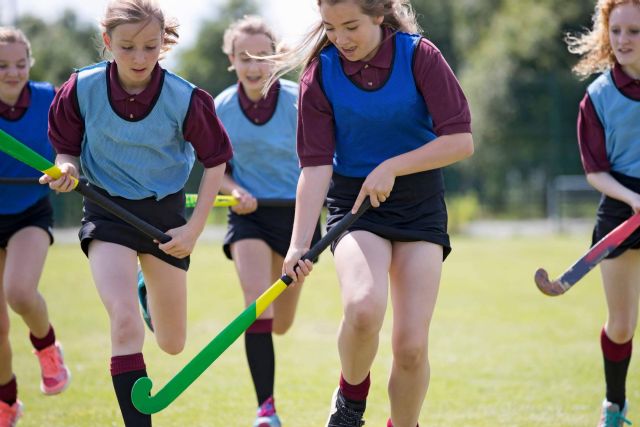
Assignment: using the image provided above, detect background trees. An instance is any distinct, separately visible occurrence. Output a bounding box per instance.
[10,0,600,223]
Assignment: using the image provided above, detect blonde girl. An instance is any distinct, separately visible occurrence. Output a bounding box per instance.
[43,1,232,425]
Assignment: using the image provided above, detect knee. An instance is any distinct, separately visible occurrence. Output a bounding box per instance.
[110,309,144,347]
[273,317,293,335]
[606,324,635,343]
[393,342,427,371]
[344,303,384,336]
[6,287,37,314]
[156,335,185,355]
[0,317,10,341]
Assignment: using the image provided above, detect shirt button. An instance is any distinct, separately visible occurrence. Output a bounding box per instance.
[10,107,14,112]
[364,64,369,69]
[254,118,259,123]
[367,82,373,86]
[129,114,134,119]
[129,98,135,102]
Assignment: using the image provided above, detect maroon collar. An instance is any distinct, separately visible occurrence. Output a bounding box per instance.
[612,62,640,88]
[108,61,163,104]
[341,27,394,76]
[237,80,280,110]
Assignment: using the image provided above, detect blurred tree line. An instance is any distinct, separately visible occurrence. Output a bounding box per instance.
[11,0,597,225]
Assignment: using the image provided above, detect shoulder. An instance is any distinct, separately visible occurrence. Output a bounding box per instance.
[163,68,197,90]
[278,79,299,98]
[300,58,321,89]
[587,71,612,96]
[28,80,55,94]
[76,61,108,78]
[213,84,238,110]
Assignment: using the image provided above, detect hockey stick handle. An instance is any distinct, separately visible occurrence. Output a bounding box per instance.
[0,129,170,243]
[0,177,41,184]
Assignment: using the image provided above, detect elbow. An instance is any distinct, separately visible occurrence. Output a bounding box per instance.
[459,135,474,160]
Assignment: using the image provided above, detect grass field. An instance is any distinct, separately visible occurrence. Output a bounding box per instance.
[7,232,639,426]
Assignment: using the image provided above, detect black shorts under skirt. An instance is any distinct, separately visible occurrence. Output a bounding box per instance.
[326,171,451,260]
[223,205,322,260]
[592,171,640,259]
[0,196,54,249]
[79,184,189,271]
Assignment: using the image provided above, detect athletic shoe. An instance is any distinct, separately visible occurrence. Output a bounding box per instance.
[387,419,419,427]
[33,342,70,395]
[137,266,153,332]
[598,399,632,427]
[253,396,281,427]
[0,400,22,427]
[326,387,365,427]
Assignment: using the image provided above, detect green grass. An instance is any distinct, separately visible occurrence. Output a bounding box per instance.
[8,234,639,426]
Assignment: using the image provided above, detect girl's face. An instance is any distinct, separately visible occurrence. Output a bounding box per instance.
[0,42,30,105]
[609,2,640,78]
[320,0,384,62]
[228,33,274,101]
[103,18,162,93]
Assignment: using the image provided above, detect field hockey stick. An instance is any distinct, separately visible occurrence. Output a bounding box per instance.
[131,198,371,414]
[0,129,171,243]
[535,212,640,296]
[0,177,41,184]
[185,193,294,208]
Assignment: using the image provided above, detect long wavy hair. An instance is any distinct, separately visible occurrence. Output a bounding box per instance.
[264,0,420,90]
[566,0,640,78]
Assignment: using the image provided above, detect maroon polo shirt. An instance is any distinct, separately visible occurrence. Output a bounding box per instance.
[48,61,232,168]
[578,62,640,174]
[237,80,280,125]
[0,84,31,120]
[297,27,472,167]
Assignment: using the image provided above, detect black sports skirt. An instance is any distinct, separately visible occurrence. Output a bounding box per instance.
[592,171,640,259]
[0,196,54,249]
[79,184,189,270]
[326,171,451,259]
[223,205,322,260]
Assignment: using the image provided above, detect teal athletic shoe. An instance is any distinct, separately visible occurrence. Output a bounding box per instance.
[253,396,281,427]
[599,399,632,427]
[137,266,154,332]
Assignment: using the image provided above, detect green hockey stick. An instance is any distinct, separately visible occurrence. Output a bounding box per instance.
[131,199,371,414]
[0,129,170,243]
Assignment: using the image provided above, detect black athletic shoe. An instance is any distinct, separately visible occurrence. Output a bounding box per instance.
[326,387,365,427]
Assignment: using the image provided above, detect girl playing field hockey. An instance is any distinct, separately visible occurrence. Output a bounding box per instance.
[42,1,232,425]
[0,27,70,427]
[215,15,321,427]
[566,0,640,425]
[276,1,473,426]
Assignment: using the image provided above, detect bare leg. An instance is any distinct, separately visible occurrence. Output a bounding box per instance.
[3,227,50,337]
[139,253,187,355]
[388,241,442,427]
[334,231,391,385]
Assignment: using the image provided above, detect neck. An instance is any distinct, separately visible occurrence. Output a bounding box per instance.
[0,93,19,106]
[245,86,263,102]
[119,76,151,95]
[361,26,384,62]
[622,64,640,80]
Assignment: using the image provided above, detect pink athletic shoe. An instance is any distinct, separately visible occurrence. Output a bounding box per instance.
[33,342,70,395]
[0,400,22,427]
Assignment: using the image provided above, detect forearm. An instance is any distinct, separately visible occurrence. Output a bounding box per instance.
[587,172,639,206]
[385,133,474,177]
[290,165,332,248]
[218,172,243,195]
[188,163,226,233]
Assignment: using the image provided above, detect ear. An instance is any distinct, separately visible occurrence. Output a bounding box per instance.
[102,32,112,51]
[227,54,236,72]
[373,15,384,26]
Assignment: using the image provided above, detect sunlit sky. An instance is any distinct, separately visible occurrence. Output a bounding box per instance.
[0,0,319,65]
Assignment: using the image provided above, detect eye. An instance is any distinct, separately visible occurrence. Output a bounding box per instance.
[346,26,358,31]
[145,46,157,51]
[324,26,335,32]
[121,46,133,50]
